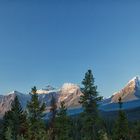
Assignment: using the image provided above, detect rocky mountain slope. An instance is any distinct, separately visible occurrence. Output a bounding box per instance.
[111,76,140,103]
[0,83,82,117]
[1,77,140,117]
[101,77,140,111]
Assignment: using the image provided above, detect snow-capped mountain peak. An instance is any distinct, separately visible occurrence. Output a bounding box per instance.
[128,76,139,83]
[128,76,139,85]
[36,85,58,94]
[61,83,80,94]
[111,76,140,103]
[124,76,140,92]
[0,83,83,117]
[43,85,56,91]
[6,90,23,96]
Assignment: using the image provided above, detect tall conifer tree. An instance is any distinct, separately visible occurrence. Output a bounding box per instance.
[112,97,129,140]
[79,70,102,140]
[27,86,46,140]
[48,95,57,140]
[3,96,28,140]
[55,101,72,140]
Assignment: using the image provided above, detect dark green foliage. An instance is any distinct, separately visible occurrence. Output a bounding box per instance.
[131,121,140,140]
[112,111,129,140]
[27,86,47,140]
[48,95,57,140]
[5,127,12,140]
[112,97,129,140]
[79,70,102,140]
[98,129,109,140]
[2,71,140,140]
[57,101,67,117]
[71,116,82,140]
[102,118,114,139]
[3,96,28,140]
[80,70,102,115]
[27,86,46,121]
[55,101,72,140]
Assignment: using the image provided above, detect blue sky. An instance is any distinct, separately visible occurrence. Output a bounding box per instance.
[0,0,140,97]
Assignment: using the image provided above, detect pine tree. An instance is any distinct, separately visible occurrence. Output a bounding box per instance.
[48,94,57,140]
[98,129,109,140]
[3,96,28,140]
[55,101,72,140]
[71,116,82,140]
[79,70,102,140]
[10,96,24,139]
[2,111,12,140]
[112,97,129,140]
[5,127,12,140]
[17,135,26,140]
[27,86,46,140]
[131,121,140,140]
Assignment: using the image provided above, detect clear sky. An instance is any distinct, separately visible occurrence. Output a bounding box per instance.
[0,0,140,97]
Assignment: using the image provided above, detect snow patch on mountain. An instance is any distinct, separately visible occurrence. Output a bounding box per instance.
[60,83,80,94]
[58,83,82,108]
[100,76,140,111]
[36,85,59,94]
[0,83,83,117]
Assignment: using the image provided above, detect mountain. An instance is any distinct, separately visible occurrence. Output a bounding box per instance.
[58,83,82,107]
[0,83,82,117]
[1,77,140,119]
[101,77,140,105]
[100,76,140,111]
[0,91,29,117]
[111,76,140,103]
[67,78,140,119]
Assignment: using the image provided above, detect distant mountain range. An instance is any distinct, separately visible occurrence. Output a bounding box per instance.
[1,77,140,119]
[0,83,82,117]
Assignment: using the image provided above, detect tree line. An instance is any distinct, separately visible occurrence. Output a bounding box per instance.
[0,70,140,140]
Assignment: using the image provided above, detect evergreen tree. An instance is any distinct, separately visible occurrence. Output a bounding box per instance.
[2,111,12,140]
[112,97,129,140]
[55,101,72,140]
[17,135,26,140]
[5,127,12,140]
[71,116,82,140]
[131,121,140,140]
[79,70,102,140]
[98,129,109,140]
[3,96,28,140]
[27,86,46,140]
[48,94,57,140]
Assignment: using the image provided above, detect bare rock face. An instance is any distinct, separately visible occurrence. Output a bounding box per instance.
[0,91,29,116]
[0,83,82,117]
[58,83,82,108]
[111,77,140,103]
[0,93,15,115]
[1,77,140,116]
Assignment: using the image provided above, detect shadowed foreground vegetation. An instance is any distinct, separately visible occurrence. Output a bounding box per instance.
[0,70,140,140]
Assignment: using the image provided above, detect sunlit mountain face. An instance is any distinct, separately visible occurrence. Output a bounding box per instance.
[100,77,140,112]
[111,77,140,103]
[1,77,140,118]
[101,76,140,105]
[0,83,82,117]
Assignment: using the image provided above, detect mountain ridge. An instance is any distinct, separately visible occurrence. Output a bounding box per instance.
[0,83,82,116]
[1,77,140,117]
